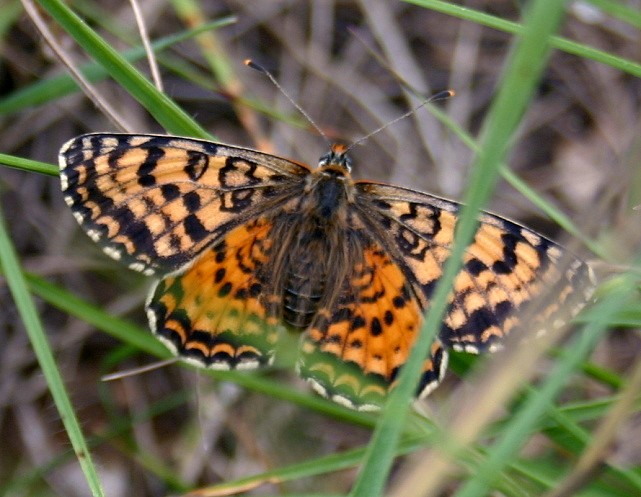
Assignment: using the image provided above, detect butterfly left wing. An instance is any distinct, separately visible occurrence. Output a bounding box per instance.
[59,133,309,275]
[356,183,596,354]
[146,216,283,369]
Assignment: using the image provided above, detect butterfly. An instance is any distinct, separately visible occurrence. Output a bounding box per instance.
[59,133,595,411]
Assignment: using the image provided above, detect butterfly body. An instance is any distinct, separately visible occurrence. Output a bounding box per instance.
[59,133,594,411]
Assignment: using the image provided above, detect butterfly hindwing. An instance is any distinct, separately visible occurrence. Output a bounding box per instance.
[146,217,282,369]
[297,240,448,411]
[59,133,309,275]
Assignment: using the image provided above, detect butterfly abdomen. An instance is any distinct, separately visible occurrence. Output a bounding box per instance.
[271,197,355,331]
[275,165,355,327]
[283,269,325,328]
[279,226,330,329]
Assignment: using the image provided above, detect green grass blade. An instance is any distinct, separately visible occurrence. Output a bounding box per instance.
[36,0,210,137]
[0,17,235,116]
[406,0,641,78]
[0,204,105,497]
[0,153,58,176]
[349,1,569,495]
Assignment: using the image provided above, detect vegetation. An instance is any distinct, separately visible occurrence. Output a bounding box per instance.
[1,1,640,496]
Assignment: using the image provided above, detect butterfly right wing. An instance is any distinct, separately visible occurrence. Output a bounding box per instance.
[357,183,595,354]
[59,133,309,275]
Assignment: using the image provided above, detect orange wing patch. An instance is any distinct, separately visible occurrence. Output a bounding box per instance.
[146,217,282,369]
[298,243,448,411]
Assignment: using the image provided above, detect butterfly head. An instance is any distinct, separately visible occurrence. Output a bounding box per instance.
[318,143,353,173]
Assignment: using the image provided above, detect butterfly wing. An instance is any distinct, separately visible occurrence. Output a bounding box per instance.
[145,216,283,369]
[297,239,448,411]
[59,133,310,275]
[356,183,596,353]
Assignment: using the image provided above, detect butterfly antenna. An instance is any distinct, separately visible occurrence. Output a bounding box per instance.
[344,28,456,152]
[244,59,331,146]
[345,89,455,153]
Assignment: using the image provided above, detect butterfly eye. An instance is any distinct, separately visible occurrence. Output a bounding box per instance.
[318,152,331,167]
[342,154,353,172]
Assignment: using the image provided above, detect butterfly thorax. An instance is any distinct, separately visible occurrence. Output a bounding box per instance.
[301,144,355,221]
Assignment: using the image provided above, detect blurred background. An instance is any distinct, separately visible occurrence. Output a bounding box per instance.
[1,1,640,496]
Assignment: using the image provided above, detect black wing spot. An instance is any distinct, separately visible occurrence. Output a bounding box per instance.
[214,267,226,283]
[384,310,394,326]
[185,151,209,181]
[184,214,208,242]
[183,191,201,212]
[370,317,383,337]
[218,282,232,298]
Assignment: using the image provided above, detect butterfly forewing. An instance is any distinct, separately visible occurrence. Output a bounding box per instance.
[59,133,309,275]
[356,182,595,353]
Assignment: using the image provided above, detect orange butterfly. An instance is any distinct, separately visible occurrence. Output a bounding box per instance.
[59,134,594,411]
